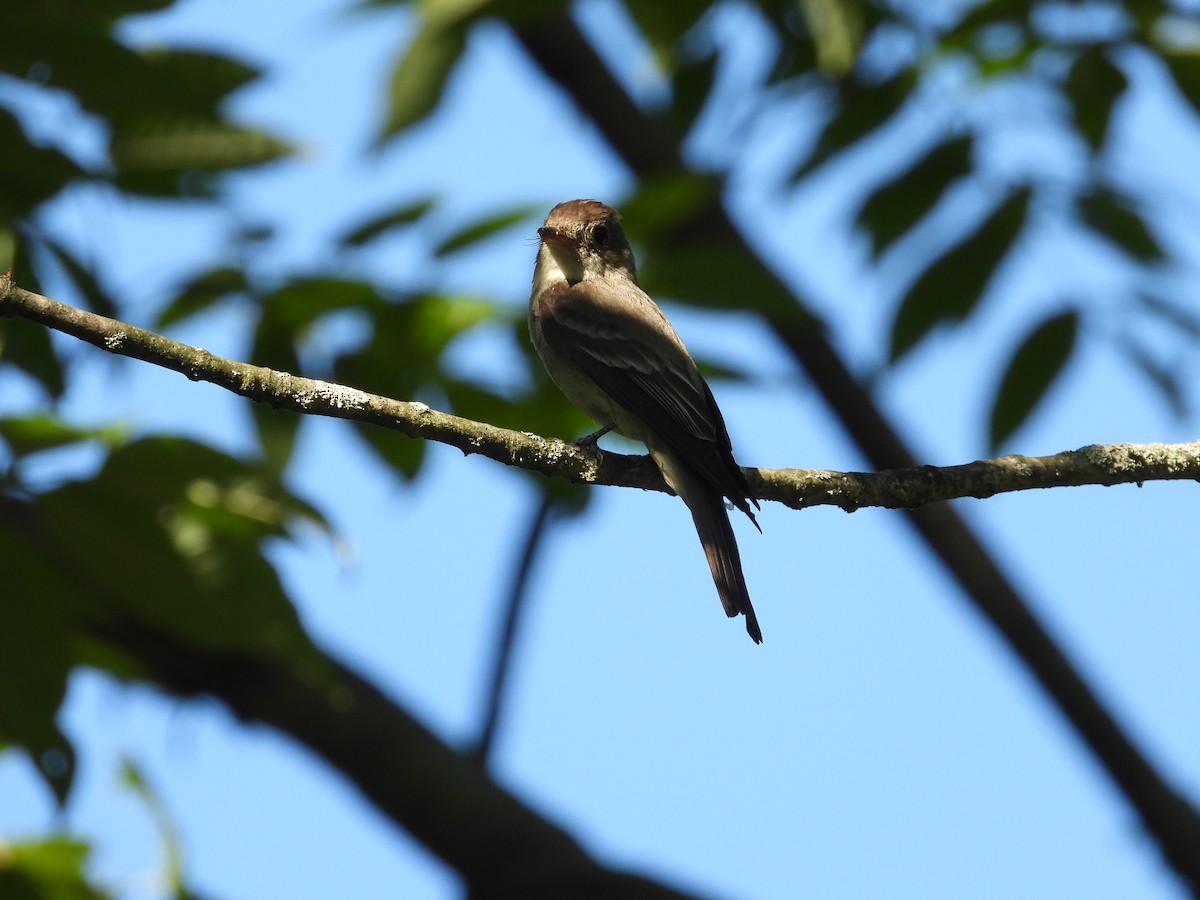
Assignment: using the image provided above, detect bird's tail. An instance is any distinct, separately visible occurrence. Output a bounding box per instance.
[685,481,763,644]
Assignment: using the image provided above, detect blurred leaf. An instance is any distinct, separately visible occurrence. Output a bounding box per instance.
[352,420,427,480]
[800,0,866,75]
[953,0,1034,35]
[37,438,322,661]
[333,294,495,397]
[434,206,540,257]
[890,186,1031,361]
[157,266,251,328]
[1117,336,1188,419]
[39,238,120,320]
[0,501,80,805]
[0,109,86,222]
[378,17,468,142]
[0,318,65,398]
[793,74,909,181]
[988,309,1078,450]
[120,758,186,897]
[1064,47,1127,151]
[669,47,720,137]
[855,135,974,257]
[261,278,381,331]
[0,837,109,900]
[625,1,711,60]
[1077,187,1164,261]
[337,197,437,247]
[1137,292,1200,340]
[111,122,292,197]
[1162,50,1200,117]
[0,416,125,461]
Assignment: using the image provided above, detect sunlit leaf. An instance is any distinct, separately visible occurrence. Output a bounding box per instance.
[379,19,467,142]
[890,186,1031,361]
[0,416,125,460]
[988,309,1078,450]
[261,278,382,331]
[1064,47,1127,151]
[1077,187,1164,261]
[800,0,866,75]
[855,135,973,257]
[0,837,109,900]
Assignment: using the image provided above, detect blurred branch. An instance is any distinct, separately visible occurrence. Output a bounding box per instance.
[507,13,1200,893]
[92,614,701,900]
[3,275,1197,504]
[3,275,1196,507]
[473,492,558,764]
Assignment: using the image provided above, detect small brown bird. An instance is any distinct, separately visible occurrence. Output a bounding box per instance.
[528,199,763,643]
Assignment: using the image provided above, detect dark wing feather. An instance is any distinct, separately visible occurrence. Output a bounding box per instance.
[538,281,759,521]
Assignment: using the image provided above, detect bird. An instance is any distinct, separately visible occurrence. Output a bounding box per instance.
[528,199,763,643]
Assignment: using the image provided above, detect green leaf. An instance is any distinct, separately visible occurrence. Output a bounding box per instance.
[625,1,711,59]
[433,205,540,257]
[120,758,186,896]
[39,238,120,320]
[261,278,381,331]
[1077,187,1164,261]
[1117,336,1188,419]
[1064,47,1127,151]
[37,438,322,660]
[799,0,867,75]
[988,309,1078,450]
[0,500,81,805]
[793,74,909,181]
[0,416,125,461]
[0,318,65,398]
[378,18,468,142]
[668,47,720,137]
[352,420,427,480]
[890,186,1031,361]
[855,135,974,257]
[157,266,251,328]
[111,122,293,197]
[1137,292,1200,340]
[0,837,110,900]
[1162,50,1200,117]
[0,109,86,222]
[337,197,437,248]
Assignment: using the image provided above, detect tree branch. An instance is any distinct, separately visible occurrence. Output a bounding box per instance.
[3,274,1195,510]
[91,614,702,900]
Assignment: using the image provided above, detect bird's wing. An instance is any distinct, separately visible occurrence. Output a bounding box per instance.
[536,280,758,518]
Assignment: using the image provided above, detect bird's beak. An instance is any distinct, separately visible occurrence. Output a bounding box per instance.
[537,226,577,248]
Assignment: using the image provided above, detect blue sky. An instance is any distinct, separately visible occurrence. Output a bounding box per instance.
[2,1,1199,898]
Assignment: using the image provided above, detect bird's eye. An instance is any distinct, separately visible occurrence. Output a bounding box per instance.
[591,225,609,246]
